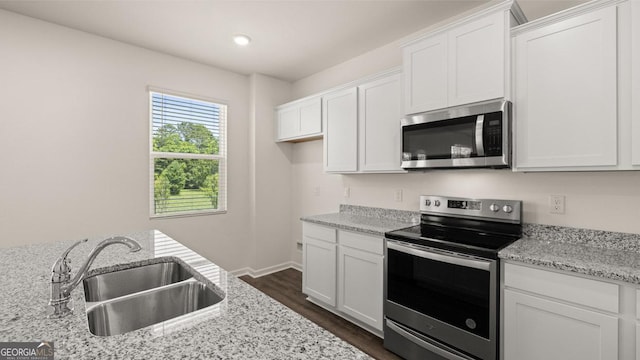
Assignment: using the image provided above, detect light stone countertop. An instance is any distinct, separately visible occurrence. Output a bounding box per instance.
[500,224,640,285]
[301,204,640,288]
[300,204,419,236]
[0,230,371,359]
[301,205,640,286]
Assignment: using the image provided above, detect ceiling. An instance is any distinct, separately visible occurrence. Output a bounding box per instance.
[0,0,587,82]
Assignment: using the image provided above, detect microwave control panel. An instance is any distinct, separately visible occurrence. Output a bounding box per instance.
[483,112,503,156]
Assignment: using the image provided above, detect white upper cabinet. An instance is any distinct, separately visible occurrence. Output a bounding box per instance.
[299,99,322,136]
[403,33,448,113]
[448,11,506,107]
[323,87,359,173]
[275,97,322,142]
[323,69,405,174]
[403,2,524,115]
[358,73,403,172]
[512,1,635,171]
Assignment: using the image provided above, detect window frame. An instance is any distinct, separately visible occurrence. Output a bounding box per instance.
[148,87,227,218]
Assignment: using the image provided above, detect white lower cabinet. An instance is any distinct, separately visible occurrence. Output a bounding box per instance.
[338,238,383,331]
[503,289,618,360]
[503,262,621,360]
[302,222,384,335]
[302,223,336,306]
[636,289,640,360]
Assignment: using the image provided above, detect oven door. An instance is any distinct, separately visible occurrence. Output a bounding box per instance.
[384,239,497,360]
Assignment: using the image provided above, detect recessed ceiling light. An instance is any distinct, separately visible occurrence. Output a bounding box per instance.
[233,34,251,46]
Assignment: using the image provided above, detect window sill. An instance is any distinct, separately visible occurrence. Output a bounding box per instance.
[150,209,227,219]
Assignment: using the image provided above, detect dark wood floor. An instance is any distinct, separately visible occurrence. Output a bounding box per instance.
[240,268,401,360]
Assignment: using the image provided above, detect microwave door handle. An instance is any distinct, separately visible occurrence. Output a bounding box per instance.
[386,240,491,271]
[475,114,485,156]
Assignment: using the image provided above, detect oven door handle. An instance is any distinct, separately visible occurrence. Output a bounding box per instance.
[386,319,476,360]
[386,240,491,271]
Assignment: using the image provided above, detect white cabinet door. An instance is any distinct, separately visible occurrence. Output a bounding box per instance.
[403,33,448,114]
[632,0,640,166]
[403,9,510,114]
[637,323,640,360]
[337,245,383,331]
[302,237,336,306]
[503,289,618,360]
[448,11,505,107]
[275,97,322,142]
[323,87,358,172]
[514,6,618,170]
[358,73,403,172]
[277,106,299,140]
[299,98,322,136]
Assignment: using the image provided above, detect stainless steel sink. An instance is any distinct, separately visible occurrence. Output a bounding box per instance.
[86,280,223,336]
[83,260,193,302]
[82,259,225,336]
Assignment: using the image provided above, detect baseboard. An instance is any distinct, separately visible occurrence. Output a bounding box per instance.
[230,261,302,278]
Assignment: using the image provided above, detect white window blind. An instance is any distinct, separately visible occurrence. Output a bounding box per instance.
[149,89,227,217]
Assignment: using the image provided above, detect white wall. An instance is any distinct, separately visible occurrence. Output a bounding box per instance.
[292,40,402,99]
[0,10,252,271]
[247,74,295,274]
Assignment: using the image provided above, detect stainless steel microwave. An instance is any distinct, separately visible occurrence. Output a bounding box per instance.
[401,99,511,170]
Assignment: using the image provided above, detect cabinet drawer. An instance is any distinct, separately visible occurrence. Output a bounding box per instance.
[338,230,383,255]
[303,222,336,243]
[504,263,619,313]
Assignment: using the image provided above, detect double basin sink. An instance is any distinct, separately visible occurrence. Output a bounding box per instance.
[82,259,224,336]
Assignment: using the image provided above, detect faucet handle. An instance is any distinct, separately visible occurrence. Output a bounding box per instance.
[51,238,87,282]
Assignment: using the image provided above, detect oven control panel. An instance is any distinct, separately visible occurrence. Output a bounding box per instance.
[420,195,522,223]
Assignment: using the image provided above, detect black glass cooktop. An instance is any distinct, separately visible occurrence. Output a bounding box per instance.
[385,215,521,259]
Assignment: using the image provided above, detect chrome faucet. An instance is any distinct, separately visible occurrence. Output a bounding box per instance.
[49,236,142,317]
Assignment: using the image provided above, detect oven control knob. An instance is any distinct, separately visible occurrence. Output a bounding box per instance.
[503,205,513,213]
[466,318,477,330]
[425,200,431,206]
[489,203,499,212]
[434,200,441,207]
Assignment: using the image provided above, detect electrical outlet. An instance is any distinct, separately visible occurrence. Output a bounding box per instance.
[344,186,350,198]
[394,189,403,202]
[549,195,565,214]
[313,187,320,196]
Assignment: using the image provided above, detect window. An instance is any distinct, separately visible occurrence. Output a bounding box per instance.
[149,89,226,217]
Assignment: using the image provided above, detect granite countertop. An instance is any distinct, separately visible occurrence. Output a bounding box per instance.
[300,204,419,236]
[500,224,640,285]
[301,203,640,287]
[0,230,370,359]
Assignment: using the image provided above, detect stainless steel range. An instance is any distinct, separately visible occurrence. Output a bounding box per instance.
[384,195,522,360]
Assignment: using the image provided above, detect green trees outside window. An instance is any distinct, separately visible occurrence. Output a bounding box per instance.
[150,91,225,215]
